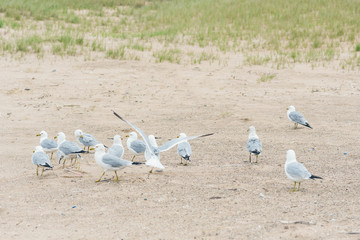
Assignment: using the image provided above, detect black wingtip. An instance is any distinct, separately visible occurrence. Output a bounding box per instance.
[75,150,88,154]
[304,123,312,129]
[42,163,53,168]
[182,155,191,161]
[132,162,144,165]
[310,175,322,180]
[251,150,261,155]
[200,133,215,138]
[112,110,125,121]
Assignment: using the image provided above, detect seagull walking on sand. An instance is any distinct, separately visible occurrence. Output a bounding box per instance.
[94,144,143,182]
[285,150,322,191]
[126,132,146,162]
[112,110,214,175]
[56,132,87,168]
[36,130,58,160]
[287,106,312,129]
[74,129,101,151]
[246,126,262,163]
[32,146,53,176]
[177,133,192,165]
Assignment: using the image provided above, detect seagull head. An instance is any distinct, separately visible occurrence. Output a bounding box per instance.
[56,132,66,143]
[37,130,48,138]
[177,133,187,139]
[74,129,84,138]
[248,126,258,139]
[148,135,158,147]
[127,132,137,139]
[113,135,123,144]
[287,106,295,112]
[94,143,106,152]
[34,145,44,153]
[286,150,297,164]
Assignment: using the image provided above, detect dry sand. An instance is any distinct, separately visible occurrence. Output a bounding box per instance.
[1,56,360,239]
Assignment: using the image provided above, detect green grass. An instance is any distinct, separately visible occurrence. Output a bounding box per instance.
[257,73,277,83]
[0,0,359,69]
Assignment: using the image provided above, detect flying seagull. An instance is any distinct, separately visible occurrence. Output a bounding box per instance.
[111,110,214,175]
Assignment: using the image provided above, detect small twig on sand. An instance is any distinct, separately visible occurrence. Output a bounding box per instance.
[64,169,82,176]
[279,220,316,225]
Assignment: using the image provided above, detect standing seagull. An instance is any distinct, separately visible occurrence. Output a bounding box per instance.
[287,106,312,129]
[112,110,214,175]
[74,129,100,151]
[94,144,143,182]
[108,135,124,158]
[246,126,262,163]
[177,133,192,165]
[126,132,146,162]
[285,150,322,191]
[36,131,58,159]
[55,132,87,168]
[32,146,53,176]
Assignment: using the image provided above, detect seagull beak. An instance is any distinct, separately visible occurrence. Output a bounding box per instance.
[33,150,35,153]
[286,107,289,110]
[54,136,57,139]
[107,138,114,140]
[121,138,123,140]
[177,136,179,138]
[36,134,40,136]
[125,135,129,138]
[89,147,95,150]
[80,135,84,138]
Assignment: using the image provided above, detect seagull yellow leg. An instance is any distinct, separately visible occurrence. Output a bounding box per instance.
[96,172,106,182]
[50,152,53,160]
[249,152,252,162]
[147,167,154,178]
[62,159,67,169]
[131,155,135,162]
[41,167,45,176]
[114,171,119,182]
[297,182,301,191]
[291,181,297,191]
[256,155,259,163]
[36,165,39,176]
[184,161,188,166]
[180,158,183,164]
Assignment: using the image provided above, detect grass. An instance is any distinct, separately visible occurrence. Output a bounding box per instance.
[257,73,277,83]
[0,0,359,69]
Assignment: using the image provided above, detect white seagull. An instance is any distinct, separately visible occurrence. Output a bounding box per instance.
[126,132,146,162]
[36,130,58,159]
[285,150,322,191]
[287,106,312,129]
[55,132,87,168]
[108,135,125,158]
[74,129,101,151]
[177,133,192,165]
[94,144,143,182]
[32,146,53,176]
[112,110,214,175]
[246,126,262,163]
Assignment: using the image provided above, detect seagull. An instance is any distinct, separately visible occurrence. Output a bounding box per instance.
[32,146,53,176]
[112,110,214,175]
[285,150,322,191]
[287,106,312,129]
[246,126,262,163]
[177,133,192,165]
[94,144,143,182]
[126,132,146,162]
[36,130,58,159]
[55,132,87,168]
[74,129,101,151]
[108,135,124,158]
